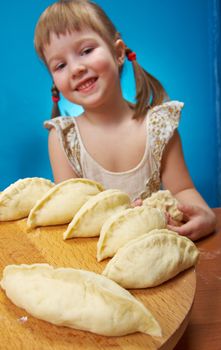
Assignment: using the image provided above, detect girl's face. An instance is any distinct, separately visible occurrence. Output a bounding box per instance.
[44,28,125,110]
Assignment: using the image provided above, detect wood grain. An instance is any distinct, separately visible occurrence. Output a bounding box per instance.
[0,219,196,350]
[174,208,221,350]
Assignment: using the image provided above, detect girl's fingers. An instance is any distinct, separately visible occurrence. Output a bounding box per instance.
[167,216,182,226]
[177,203,201,217]
[167,221,195,237]
[132,198,143,207]
[167,223,201,241]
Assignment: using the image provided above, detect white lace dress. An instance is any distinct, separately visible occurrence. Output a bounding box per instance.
[44,101,184,201]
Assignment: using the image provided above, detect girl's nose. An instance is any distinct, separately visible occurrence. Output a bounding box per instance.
[70,62,87,78]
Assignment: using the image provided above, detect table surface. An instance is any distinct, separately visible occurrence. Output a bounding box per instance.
[0,216,196,350]
[174,208,221,350]
[0,209,220,350]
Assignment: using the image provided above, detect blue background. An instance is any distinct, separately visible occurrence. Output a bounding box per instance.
[0,0,220,207]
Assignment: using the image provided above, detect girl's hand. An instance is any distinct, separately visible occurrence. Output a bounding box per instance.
[132,198,143,207]
[167,204,216,241]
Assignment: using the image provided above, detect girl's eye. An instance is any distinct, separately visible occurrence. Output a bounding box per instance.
[55,63,66,71]
[81,47,94,56]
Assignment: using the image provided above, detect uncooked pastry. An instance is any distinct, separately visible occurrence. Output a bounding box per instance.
[27,178,104,228]
[0,178,54,221]
[143,190,183,221]
[0,263,161,337]
[63,189,131,239]
[97,206,166,261]
[102,229,199,288]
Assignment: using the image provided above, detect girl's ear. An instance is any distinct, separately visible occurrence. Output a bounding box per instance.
[115,39,126,66]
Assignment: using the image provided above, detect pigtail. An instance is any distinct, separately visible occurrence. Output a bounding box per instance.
[51,83,61,119]
[125,48,168,119]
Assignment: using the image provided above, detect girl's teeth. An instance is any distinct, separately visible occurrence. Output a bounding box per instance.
[78,78,96,91]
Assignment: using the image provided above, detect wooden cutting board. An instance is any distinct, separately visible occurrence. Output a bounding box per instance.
[0,219,196,350]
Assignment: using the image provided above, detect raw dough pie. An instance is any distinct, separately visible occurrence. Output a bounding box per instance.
[143,190,183,221]
[27,178,104,228]
[0,263,161,337]
[102,229,199,288]
[63,189,131,239]
[0,177,54,221]
[97,206,166,261]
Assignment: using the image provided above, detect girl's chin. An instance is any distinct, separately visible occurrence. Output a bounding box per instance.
[73,96,106,110]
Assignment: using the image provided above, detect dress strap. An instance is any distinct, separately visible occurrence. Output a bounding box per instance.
[44,117,83,177]
[138,101,184,200]
[148,101,184,165]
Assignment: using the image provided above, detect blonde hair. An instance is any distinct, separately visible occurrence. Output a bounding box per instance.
[34,0,167,119]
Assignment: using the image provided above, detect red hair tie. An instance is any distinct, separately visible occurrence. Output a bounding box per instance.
[52,95,60,103]
[127,51,136,61]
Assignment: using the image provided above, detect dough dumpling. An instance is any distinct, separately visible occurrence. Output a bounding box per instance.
[143,190,183,221]
[63,189,131,239]
[27,178,104,228]
[97,206,166,261]
[0,264,161,337]
[103,229,199,288]
[0,178,54,221]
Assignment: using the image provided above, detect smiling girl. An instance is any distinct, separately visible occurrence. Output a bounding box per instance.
[34,0,216,240]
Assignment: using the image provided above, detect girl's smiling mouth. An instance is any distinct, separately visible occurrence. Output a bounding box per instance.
[76,77,98,92]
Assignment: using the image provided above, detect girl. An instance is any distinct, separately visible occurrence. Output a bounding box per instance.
[34,0,216,240]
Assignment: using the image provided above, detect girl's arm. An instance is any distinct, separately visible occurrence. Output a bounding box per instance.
[161,130,216,241]
[48,128,78,183]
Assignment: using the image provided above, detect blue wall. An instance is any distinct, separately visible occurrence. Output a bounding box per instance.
[0,0,220,207]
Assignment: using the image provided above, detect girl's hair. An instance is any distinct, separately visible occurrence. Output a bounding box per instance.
[34,0,167,119]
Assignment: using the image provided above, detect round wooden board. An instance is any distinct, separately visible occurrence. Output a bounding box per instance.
[0,219,196,350]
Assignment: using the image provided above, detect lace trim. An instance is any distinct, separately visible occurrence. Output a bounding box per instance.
[149,101,183,163]
[139,101,184,200]
[44,117,83,177]
[140,170,161,200]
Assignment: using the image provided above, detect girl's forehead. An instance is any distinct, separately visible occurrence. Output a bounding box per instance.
[43,27,111,61]
[47,27,104,45]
